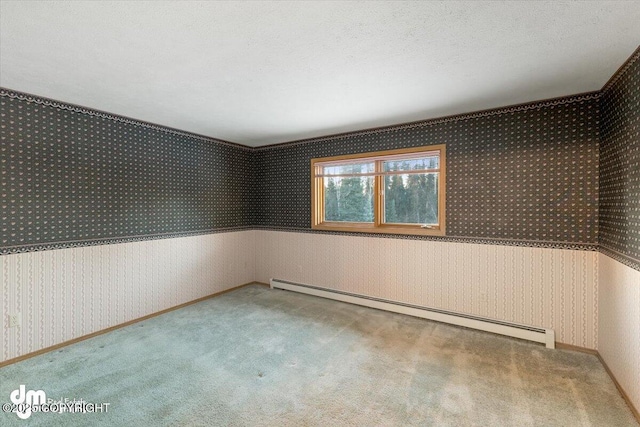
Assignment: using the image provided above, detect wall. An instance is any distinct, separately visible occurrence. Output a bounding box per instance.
[255,230,598,348]
[253,93,601,349]
[598,253,640,415]
[1,47,639,374]
[599,48,640,269]
[254,94,600,245]
[1,230,255,363]
[598,47,640,413]
[0,88,256,363]
[0,89,254,254]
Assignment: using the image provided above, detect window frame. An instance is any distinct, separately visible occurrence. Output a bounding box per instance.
[311,144,446,236]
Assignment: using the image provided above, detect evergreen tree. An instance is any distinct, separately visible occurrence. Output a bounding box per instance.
[396,162,410,222]
[385,162,408,223]
[387,198,398,223]
[417,169,428,223]
[324,159,438,225]
[339,176,366,222]
[407,171,422,223]
[325,178,339,221]
[424,173,438,224]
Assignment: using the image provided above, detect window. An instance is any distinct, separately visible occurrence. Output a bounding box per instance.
[312,145,445,236]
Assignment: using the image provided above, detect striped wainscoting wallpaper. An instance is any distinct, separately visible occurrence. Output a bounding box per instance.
[255,230,599,349]
[598,253,640,413]
[0,230,256,363]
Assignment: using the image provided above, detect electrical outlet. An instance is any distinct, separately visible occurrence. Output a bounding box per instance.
[8,313,21,328]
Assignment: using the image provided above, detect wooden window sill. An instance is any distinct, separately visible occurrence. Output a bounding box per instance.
[312,223,445,236]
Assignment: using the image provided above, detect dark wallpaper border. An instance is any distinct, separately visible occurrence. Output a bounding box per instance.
[0,227,253,256]
[600,247,640,272]
[252,226,598,252]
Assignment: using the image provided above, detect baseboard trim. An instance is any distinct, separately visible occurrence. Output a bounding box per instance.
[0,281,266,368]
[555,342,598,355]
[555,343,639,424]
[597,353,640,424]
[473,338,640,420]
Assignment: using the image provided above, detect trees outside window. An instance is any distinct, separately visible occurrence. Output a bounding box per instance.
[312,145,445,236]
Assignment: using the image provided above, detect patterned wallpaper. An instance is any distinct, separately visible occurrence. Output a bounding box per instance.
[598,253,640,414]
[1,230,256,363]
[254,94,600,248]
[599,47,640,269]
[255,230,599,349]
[3,47,639,263]
[0,89,254,255]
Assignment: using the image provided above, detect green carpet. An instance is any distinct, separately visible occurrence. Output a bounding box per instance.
[0,284,636,426]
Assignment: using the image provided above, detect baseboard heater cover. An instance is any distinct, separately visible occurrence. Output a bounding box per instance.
[270,279,555,349]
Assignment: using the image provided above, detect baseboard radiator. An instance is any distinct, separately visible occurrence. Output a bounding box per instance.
[270,279,555,349]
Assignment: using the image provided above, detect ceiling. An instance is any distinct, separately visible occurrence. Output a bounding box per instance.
[1,1,639,147]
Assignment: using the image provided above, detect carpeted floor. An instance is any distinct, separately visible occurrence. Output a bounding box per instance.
[0,284,637,426]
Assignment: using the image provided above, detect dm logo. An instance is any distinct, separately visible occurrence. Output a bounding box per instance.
[10,385,46,420]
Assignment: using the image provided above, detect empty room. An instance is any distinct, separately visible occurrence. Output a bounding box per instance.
[1,1,639,425]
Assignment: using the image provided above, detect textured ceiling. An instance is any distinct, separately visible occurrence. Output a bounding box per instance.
[1,1,639,147]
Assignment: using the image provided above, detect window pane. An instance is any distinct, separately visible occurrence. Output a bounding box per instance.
[384,173,438,224]
[322,162,375,176]
[383,156,439,172]
[324,176,374,222]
